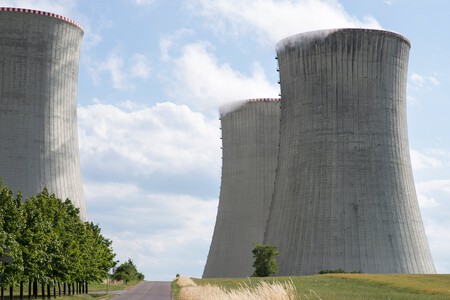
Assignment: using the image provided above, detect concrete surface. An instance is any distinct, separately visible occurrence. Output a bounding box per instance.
[203,99,281,278]
[264,29,436,275]
[0,9,87,220]
[113,281,171,300]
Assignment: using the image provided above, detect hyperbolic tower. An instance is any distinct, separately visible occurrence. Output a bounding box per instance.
[264,29,436,274]
[203,99,280,278]
[0,8,87,220]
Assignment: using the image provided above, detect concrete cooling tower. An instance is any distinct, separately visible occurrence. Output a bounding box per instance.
[264,29,436,275]
[0,8,87,220]
[203,99,280,278]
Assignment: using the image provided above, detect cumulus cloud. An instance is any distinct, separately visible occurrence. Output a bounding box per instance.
[410,72,440,91]
[89,51,152,90]
[187,0,382,43]
[0,0,76,16]
[417,194,440,209]
[166,41,278,111]
[84,181,218,280]
[416,179,450,195]
[130,54,152,79]
[410,149,443,171]
[78,101,221,177]
[159,28,194,61]
[424,221,450,273]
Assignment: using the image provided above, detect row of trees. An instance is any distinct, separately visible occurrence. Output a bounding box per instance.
[0,181,116,299]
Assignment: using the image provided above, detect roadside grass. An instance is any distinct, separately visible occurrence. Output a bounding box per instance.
[172,274,450,300]
[1,280,139,299]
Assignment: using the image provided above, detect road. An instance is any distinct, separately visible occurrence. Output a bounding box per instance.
[113,281,171,300]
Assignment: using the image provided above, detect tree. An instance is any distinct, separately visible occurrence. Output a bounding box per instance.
[252,243,279,277]
[0,182,24,298]
[111,259,144,283]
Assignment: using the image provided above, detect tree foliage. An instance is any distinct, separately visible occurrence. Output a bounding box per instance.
[0,181,117,295]
[252,243,279,277]
[111,259,144,283]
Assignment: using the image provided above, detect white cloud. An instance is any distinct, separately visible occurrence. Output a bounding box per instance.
[187,0,382,43]
[78,101,221,177]
[133,0,157,6]
[167,41,278,111]
[423,221,450,273]
[130,54,151,79]
[159,28,194,61]
[416,179,450,195]
[90,51,152,90]
[0,0,76,16]
[84,181,218,280]
[410,72,440,91]
[417,194,440,208]
[410,149,443,171]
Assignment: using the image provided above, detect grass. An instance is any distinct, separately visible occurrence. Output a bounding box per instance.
[175,275,298,300]
[173,274,450,300]
[0,280,140,299]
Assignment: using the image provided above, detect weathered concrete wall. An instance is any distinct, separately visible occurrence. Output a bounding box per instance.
[203,99,280,278]
[0,8,87,220]
[264,29,436,275]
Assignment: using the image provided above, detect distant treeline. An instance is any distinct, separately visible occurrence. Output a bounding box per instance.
[0,181,116,299]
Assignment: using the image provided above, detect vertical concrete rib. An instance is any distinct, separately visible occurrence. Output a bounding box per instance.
[0,8,87,220]
[203,99,281,278]
[264,29,435,275]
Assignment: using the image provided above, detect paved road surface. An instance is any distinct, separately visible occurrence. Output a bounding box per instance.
[113,281,171,300]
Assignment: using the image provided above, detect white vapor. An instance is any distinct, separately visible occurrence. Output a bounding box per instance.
[187,0,382,43]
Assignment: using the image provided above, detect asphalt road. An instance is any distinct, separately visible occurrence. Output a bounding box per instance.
[113,281,171,300]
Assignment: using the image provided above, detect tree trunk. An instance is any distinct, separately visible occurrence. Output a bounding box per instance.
[33,281,37,299]
[28,281,31,299]
[71,283,75,295]
[46,284,50,299]
[85,282,88,294]
[40,283,44,299]
[53,285,55,298]
[57,282,60,296]
[20,281,24,299]
[9,286,13,300]
[67,283,70,296]
[1,286,4,300]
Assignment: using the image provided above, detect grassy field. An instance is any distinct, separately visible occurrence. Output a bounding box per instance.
[177,274,450,299]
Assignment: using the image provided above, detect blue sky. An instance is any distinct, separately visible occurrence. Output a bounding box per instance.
[1,0,449,280]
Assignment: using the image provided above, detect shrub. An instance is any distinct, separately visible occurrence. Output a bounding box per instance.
[111,259,144,283]
[252,244,279,277]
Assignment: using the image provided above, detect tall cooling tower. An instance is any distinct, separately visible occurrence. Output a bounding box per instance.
[0,8,87,220]
[203,99,280,278]
[264,29,436,274]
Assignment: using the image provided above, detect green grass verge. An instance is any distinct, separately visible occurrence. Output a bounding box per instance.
[171,279,182,300]
[1,280,141,299]
[186,274,450,299]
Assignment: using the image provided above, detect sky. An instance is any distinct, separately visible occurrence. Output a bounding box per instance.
[1,0,449,280]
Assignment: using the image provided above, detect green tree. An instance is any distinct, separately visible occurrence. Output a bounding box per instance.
[0,181,24,297]
[111,259,144,283]
[252,243,279,277]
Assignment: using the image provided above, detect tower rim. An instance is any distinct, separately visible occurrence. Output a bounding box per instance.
[276,28,410,51]
[0,7,83,31]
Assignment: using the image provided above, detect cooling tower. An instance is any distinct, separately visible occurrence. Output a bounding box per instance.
[0,8,87,220]
[203,99,280,278]
[264,29,436,275]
